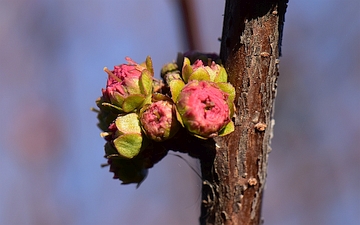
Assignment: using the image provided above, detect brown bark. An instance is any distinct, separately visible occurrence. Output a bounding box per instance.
[199,1,288,224]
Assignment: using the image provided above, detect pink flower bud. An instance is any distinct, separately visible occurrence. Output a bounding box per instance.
[103,57,143,97]
[102,57,154,112]
[176,80,231,138]
[140,99,179,142]
[182,57,227,83]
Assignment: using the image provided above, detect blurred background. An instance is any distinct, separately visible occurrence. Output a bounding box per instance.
[0,0,359,224]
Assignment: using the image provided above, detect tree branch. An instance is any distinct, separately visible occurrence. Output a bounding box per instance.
[199,1,288,224]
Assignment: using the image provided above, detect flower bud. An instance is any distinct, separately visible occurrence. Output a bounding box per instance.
[102,57,153,113]
[182,57,227,83]
[140,95,180,142]
[101,113,147,159]
[176,80,235,138]
[160,62,179,82]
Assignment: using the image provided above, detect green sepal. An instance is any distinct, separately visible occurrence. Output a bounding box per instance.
[182,58,192,83]
[139,70,153,96]
[101,102,123,112]
[115,113,142,134]
[169,79,185,102]
[216,82,235,117]
[229,101,235,118]
[152,93,172,102]
[218,121,235,136]
[122,94,145,112]
[192,133,209,140]
[175,107,184,127]
[111,92,125,107]
[113,133,143,159]
[142,92,152,106]
[216,82,236,103]
[183,57,191,67]
[145,56,154,76]
[188,68,210,82]
[160,62,178,77]
[138,103,149,119]
[214,67,228,83]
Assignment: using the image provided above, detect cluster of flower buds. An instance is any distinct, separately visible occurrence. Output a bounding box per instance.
[94,52,235,186]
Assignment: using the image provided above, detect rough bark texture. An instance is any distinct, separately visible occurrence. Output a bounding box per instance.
[199,1,288,224]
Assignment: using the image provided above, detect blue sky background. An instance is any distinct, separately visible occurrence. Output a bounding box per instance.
[0,1,359,224]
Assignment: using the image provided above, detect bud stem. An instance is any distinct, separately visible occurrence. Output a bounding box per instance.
[90,107,100,113]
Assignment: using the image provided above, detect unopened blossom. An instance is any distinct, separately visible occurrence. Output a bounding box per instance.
[103,57,142,99]
[176,80,233,138]
[192,60,221,80]
[140,98,179,142]
[182,57,227,83]
[102,57,153,112]
[101,113,146,159]
[160,62,182,86]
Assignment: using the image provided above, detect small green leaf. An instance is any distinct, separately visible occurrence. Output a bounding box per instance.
[183,57,191,67]
[216,82,235,117]
[175,107,184,127]
[160,63,178,78]
[101,102,123,112]
[214,67,228,83]
[139,70,153,96]
[228,101,235,118]
[216,82,236,103]
[142,93,152,106]
[192,133,208,140]
[169,79,185,102]
[112,92,125,106]
[113,133,143,159]
[145,56,154,75]
[115,113,142,134]
[182,58,192,83]
[152,93,171,102]
[188,68,210,81]
[219,121,235,136]
[122,94,145,112]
